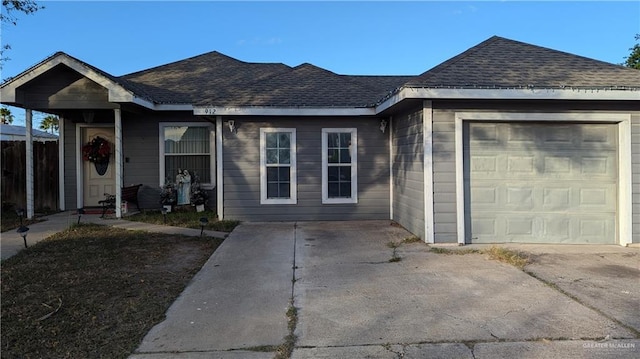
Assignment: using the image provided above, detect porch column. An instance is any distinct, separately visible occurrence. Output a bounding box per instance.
[216,116,223,220]
[25,109,34,219]
[58,116,65,211]
[114,109,122,218]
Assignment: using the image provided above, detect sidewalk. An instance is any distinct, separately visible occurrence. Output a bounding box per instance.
[0,211,228,260]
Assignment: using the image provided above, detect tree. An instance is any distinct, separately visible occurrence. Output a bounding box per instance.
[1,107,14,124]
[39,114,59,134]
[624,34,640,70]
[1,1,44,67]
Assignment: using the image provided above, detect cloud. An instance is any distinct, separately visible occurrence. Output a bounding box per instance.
[452,4,479,15]
[237,37,283,46]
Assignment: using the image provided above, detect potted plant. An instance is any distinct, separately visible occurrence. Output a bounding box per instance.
[190,176,208,212]
[160,181,177,212]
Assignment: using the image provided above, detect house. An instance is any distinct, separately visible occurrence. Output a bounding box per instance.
[0,124,59,142]
[2,36,639,245]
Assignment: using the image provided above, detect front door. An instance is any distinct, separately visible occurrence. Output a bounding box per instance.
[83,127,116,207]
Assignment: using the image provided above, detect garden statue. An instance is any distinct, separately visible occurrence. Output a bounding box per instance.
[176,169,192,205]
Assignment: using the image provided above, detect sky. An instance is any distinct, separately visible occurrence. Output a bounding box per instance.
[1,0,639,126]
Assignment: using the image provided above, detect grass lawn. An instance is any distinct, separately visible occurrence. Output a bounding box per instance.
[0,209,47,233]
[1,224,223,359]
[126,209,240,232]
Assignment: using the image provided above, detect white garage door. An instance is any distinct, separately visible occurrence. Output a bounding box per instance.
[467,122,617,244]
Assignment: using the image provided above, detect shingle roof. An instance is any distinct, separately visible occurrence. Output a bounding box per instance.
[121,51,292,104]
[123,54,410,107]
[4,36,638,110]
[195,63,407,107]
[406,36,640,90]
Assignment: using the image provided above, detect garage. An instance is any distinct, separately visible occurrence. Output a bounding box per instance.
[466,121,618,244]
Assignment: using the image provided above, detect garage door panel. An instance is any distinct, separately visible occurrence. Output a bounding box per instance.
[473,182,616,211]
[541,125,573,146]
[470,152,616,181]
[473,123,617,151]
[472,214,616,244]
[582,125,617,148]
[467,122,617,244]
[507,155,535,173]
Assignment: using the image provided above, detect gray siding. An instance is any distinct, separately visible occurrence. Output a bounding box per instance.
[632,113,640,243]
[432,110,457,243]
[20,66,118,110]
[391,109,425,239]
[222,117,389,221]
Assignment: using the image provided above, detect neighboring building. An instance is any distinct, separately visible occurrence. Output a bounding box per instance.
[2,36,639,245]
[0,124,58,142]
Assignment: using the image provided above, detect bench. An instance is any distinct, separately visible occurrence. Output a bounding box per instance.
[99,184,142,217]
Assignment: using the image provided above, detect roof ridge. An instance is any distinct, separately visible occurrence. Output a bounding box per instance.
[121,51,241,77]
[415,35,501,80]
[496,36,638,71]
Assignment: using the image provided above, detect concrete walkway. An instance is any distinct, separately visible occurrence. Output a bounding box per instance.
[0,211,228,260]
[132,222,295,358]
[130,221,639,359]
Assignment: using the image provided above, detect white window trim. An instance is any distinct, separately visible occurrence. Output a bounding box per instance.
[260,128,297,205]
[454,112,632,246]
[159,122,216,189]
[322,128,358,204]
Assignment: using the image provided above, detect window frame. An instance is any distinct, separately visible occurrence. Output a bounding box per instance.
[260,128,297,205]
[322,128,358,204]
[159,122,216,189]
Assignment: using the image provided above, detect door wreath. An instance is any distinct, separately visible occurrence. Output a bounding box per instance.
[82,136,111,175]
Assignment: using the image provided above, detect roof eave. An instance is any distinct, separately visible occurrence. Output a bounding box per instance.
[376,87,640,113]
[193,105,375,117]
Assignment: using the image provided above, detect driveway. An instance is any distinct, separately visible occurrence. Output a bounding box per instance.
[131,221,640,359]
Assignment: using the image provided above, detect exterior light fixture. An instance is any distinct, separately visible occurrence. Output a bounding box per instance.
[199,217,209,236]
[380,119,388,133]
[17,225,29,248]
[15,208,24,225]
[161,207,168,224]
[227,120,236,133]
[77,208,85,224]
[82,110,95,123]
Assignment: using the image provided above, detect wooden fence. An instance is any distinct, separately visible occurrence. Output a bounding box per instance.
[1,141,59,211]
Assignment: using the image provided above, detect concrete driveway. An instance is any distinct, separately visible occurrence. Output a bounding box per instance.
[131,221,639,359]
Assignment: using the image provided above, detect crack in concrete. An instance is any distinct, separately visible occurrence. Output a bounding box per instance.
[441,311,501,340]
[272,222,299,359]
[523,269,640,338]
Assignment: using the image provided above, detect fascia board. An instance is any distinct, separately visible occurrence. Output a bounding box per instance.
[0,86,16,103]
[194,106,375,116]
[377,88,640,112]
[154,103,194,111]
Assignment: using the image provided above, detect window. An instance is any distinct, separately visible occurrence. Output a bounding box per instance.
[159,123,214,187]
[322,128,357,204]
[260,128,297,204]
